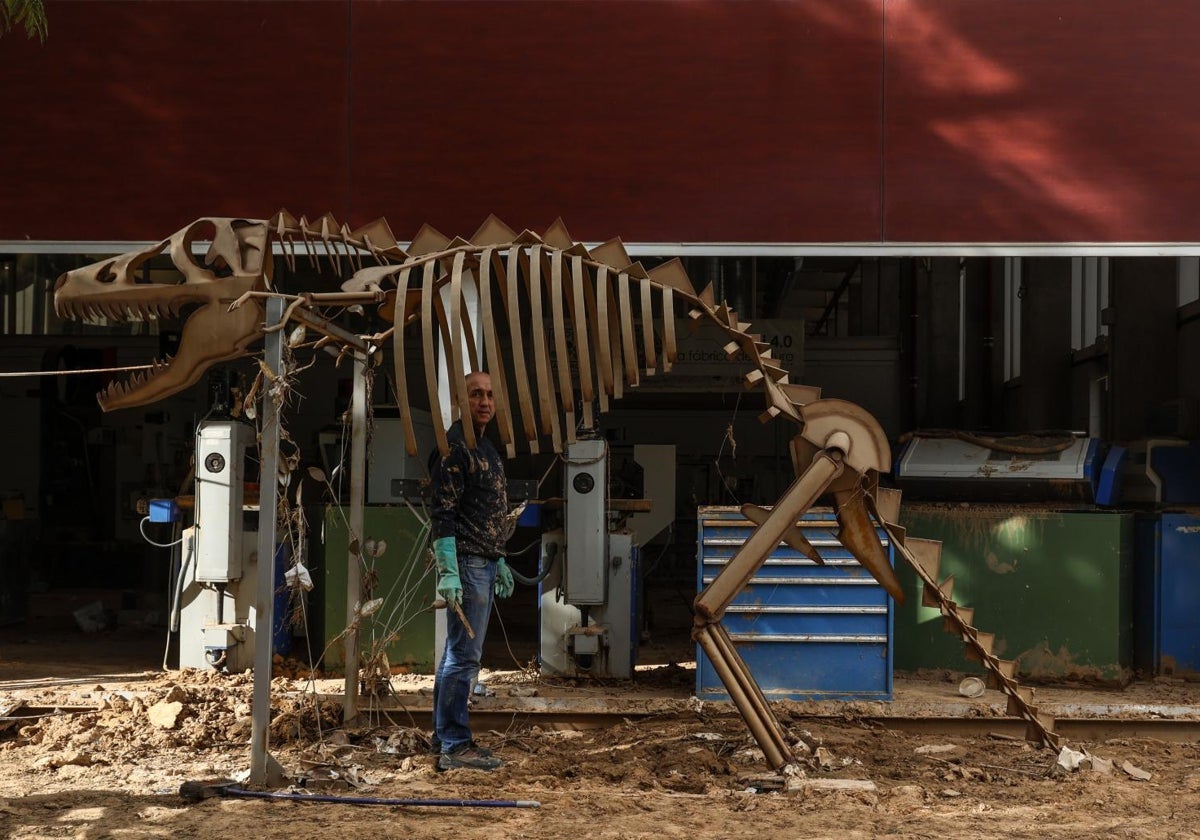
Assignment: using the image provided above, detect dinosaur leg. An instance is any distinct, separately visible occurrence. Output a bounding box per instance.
[692,440,845,772]
[694,447,843,622]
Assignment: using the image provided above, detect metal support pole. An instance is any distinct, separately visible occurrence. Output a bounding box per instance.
[342,350,369,722]
[250,296,285,786]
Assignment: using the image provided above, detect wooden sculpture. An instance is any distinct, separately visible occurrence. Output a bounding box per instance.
[53,212,1061,772]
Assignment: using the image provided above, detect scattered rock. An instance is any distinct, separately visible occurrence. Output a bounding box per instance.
[226,718,252,742]
[888,784,926,802]
[33,750,93,770]
[788,778,877,793]
[941,788,963,797]
[794,730,823,750]
[915,744,962,756]
[1121,761,1152,781]
[814,747,835,769]
[147,701,184,730]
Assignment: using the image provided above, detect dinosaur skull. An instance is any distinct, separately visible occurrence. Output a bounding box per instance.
[53,218,271,411]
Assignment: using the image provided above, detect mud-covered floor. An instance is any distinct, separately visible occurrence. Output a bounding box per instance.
[2,588,1199,839]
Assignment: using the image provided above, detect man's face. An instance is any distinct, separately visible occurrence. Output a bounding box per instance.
[466,373,495,429]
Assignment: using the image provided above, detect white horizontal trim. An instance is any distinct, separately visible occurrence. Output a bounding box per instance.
[8,240,1200,258]
[627,243,1200,257]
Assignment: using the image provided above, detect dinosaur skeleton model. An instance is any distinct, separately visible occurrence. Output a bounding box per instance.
[53,212,1061,772]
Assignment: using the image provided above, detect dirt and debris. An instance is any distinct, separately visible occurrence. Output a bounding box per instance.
[3,601,1200,839]
[2,663,1200,840]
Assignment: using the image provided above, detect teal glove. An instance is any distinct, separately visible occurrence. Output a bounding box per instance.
[433,537,461,606]
[495,557,514,599]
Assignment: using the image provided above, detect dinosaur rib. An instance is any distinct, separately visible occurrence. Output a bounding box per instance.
[591,265,615,411]
[447,250,474,450]
[549,252,577,445]
[421,261,447,457]
[391,267,417,457]
[604,272,626,402]
[525,245,560,448]
[639,277,657,376]
[504,245,538,455]
[478,248,517,458]
[617,272,640,388]
[568,254,596,428]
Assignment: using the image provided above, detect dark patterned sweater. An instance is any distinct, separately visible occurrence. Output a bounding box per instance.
[429,420,508,559]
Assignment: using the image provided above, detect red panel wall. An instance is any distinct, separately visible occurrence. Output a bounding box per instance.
[884,0,1200,242]
[347,0,884,243]
[2,1,1200,244]
[0,1,349,242]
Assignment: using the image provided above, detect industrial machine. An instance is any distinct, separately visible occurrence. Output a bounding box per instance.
[537,439,674,680]
[893,431,1105,502]
[176,420,263,672]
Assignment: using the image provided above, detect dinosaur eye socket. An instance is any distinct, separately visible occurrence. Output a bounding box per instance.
[95,262,117,284]
[207,256,234,279]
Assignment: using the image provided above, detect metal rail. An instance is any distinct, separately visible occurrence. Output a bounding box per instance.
[347,703,1200,743]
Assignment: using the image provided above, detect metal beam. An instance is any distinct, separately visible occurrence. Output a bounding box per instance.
[341,350,369,722]
[250,297,285,786]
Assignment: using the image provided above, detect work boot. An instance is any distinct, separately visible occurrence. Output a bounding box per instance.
[429,737,491,757]
[437,745,502,772]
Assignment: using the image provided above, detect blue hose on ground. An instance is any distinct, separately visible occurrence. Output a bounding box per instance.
[208,787,540,808]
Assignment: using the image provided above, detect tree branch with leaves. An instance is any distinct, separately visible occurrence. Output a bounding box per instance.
[1,0,48,43]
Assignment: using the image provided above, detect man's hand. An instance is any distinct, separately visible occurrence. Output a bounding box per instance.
[433,537,461,606]
[495,557,514,599]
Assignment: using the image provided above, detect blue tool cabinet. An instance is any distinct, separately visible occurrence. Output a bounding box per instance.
[695,505,894,701]
[1135,512,1200,677]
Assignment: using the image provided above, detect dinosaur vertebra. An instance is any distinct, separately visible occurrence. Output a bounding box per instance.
[54,211,1061,770]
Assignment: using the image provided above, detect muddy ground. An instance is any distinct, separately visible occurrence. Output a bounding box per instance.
[3,617,1200,839]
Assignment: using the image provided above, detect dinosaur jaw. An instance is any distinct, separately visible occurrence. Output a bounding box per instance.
[51,217,276,411]
[54,272,266,411]
[95,293,266,411]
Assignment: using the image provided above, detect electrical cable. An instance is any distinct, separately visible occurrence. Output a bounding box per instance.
[507,542,558,587]
[163,524,191,670]
[140,515,185,548]
[712,391,744,506]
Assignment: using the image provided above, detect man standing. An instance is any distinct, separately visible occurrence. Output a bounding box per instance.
[429,371,515,771]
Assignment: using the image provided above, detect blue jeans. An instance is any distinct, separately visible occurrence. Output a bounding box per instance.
[433,554,496,754]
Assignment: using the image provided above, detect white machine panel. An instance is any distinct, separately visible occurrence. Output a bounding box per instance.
[178,529,260,672]
[564,440,608,605]
[539,531,637,679]
[194,422,254,582]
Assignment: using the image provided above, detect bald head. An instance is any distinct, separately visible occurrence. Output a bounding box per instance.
[465,371,494,432]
